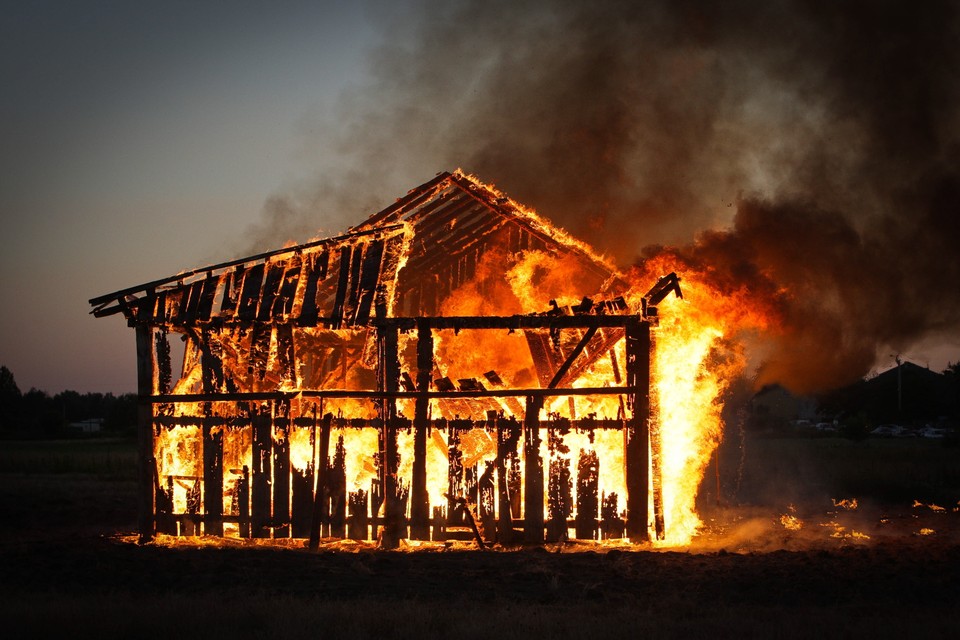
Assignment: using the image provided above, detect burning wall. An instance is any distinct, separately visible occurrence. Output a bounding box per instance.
[90,171,717,548]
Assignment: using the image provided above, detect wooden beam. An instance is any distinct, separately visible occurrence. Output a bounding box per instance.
[273,399,291,538]
[523,396,544,544]
[202,416,224,536]
[308,412,332,550]
[371,314,637,332]
[377,324,403,548]
[251,402,272,538]
[624,318,650,543]
[547,326,598,389]
[409,319,432,540]
[575,449,599,540]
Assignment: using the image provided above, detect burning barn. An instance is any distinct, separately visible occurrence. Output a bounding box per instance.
[89,170,682,547]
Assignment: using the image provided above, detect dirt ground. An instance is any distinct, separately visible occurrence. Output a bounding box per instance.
[1,468,958,639]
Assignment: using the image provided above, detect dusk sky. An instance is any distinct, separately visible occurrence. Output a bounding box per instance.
[3,1,959,395]
[2,2,383,393]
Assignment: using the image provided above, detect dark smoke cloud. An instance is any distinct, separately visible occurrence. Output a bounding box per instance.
[260,0,960,392]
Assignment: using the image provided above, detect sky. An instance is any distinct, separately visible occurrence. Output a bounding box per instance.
[1,2,381,393]
[2,1,959,395]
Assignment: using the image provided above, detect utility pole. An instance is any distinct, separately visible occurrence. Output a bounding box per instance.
[895,355,902,413]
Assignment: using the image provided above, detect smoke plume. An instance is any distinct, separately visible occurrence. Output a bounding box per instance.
[262,0,960,393]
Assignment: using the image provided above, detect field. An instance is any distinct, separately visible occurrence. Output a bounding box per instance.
[1,435,958,638]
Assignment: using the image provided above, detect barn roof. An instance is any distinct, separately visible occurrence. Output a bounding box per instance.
[89,170,624,328]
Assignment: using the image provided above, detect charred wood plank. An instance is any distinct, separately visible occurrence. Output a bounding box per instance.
[377,325,403,548]
[624,318,650,542]
[89,225,403,309]
[446,420,464,526]
[202,418,224,536]
[218,270,241,318]
[238,465,250,538]
[249,324,272,382]
[477,461,496,543]
[600,492,624,539]
[275,262,302,317]
[236,263,265,321]
[329,246,352,329]
[547,326,598,389]
[155,475,176,535]
[495,413,519,544]
[410,319,433,540]
[256,261,287,322]
[197,275,219,321]
[352,239,385,325]
[297,251,328,326]
[251,403,272,538]
[347,490,369,541]
[273,399,291,538]
[308,412,333,550]
[328,434,347,538]
[183,280,205,323]
[575,449,599,540]
[345,242,365,322]
[546,421,572,542]
[523,396,544,544]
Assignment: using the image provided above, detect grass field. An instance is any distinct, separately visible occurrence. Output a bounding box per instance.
[725,434,960,506]
[0,437,137,477]
[0,434,957,638]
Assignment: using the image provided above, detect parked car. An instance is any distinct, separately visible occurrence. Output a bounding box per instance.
[870,424,906,437]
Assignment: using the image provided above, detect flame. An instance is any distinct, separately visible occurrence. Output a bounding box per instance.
[141,171,777,548]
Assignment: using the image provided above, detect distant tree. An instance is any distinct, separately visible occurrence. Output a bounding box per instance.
[105,393,138,434]
[0,365,23,431]
[944,362,960,417]
[21,388,63,436]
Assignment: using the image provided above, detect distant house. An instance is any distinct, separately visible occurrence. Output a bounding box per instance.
[820,361,954,424]
[750,384,817,429]
[68,418,104,433]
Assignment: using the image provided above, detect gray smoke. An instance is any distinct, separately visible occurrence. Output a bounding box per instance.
[258,0,960,393]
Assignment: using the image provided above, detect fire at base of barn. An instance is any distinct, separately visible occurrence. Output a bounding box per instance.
[89,170,686,549]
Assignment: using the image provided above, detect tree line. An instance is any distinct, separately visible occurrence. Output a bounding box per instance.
[0,366,137,437]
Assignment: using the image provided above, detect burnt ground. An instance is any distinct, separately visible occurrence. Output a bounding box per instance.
[1,437,959,639]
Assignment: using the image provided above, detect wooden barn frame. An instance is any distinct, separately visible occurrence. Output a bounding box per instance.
[90,171,675,547]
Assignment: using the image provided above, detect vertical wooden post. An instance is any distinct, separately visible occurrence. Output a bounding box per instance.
[546,423,572,543]
[377,324,403,548]
[308,412,332,550]
[328,435,347,538]
[446,420,463,525]
[409,318,432,540]
[202,418,224,536]
[575,449,599,540]
[238,465,250,538]
[496,413,515,543]
[347,490,369,540]
[523,396,544,544]
[273,399,291,538]
[649,328,665,540]
[135,324,156,544]
[625,318,650,542]
[291,414,316,538]
[251,401,273,538]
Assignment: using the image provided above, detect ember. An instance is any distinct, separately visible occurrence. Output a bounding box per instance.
[89,170,734,549]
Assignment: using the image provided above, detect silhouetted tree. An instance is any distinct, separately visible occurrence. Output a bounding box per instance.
[0,365,22,431]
